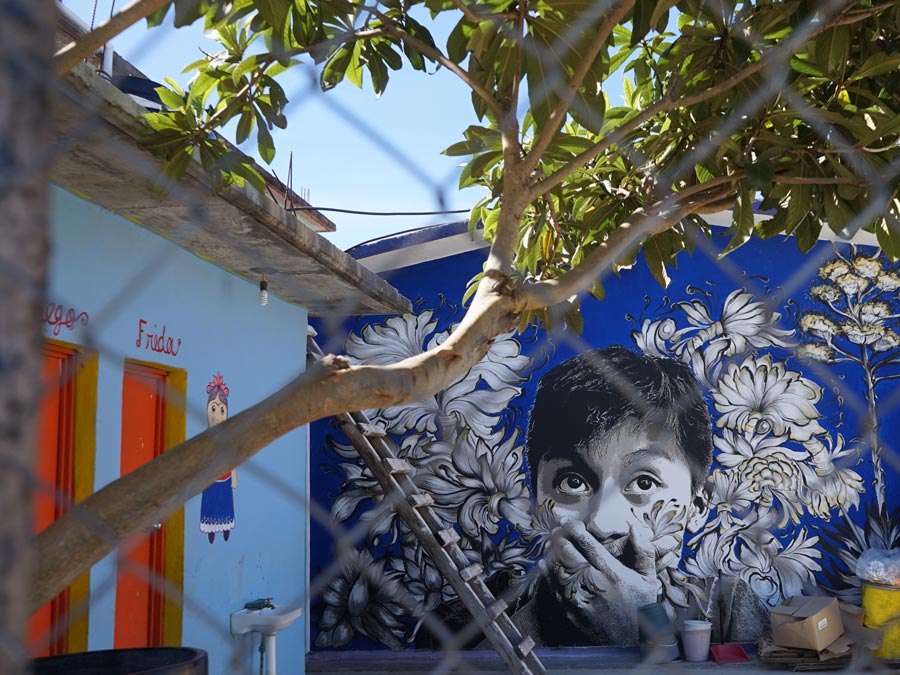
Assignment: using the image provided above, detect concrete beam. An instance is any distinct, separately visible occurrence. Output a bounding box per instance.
[51,63,411,317]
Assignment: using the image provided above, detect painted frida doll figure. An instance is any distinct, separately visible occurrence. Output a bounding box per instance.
[200,372,237,543]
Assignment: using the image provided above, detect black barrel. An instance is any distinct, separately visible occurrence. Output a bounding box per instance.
[32,647,207,675]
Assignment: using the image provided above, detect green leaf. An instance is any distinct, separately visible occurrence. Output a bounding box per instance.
[795,217,821,253]
[875,199,900,261]
[815,25,849,75]
[631,0,654,46]
[256,114,275,163]
[643,232,672,287]
[650,0,679,31]
[468,204,483,239]
[589,281,605,301]
[346,41,363,89]
[236,108,254,144]
[173,0,206,28]
[320,45,352,91]
[755,211,787,239]
[848,52,900,82]
[563,298,584,335]
[720,185,755,256]
[746,160,774,190]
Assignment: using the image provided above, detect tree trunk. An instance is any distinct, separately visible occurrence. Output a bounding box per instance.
[0,0,53,671]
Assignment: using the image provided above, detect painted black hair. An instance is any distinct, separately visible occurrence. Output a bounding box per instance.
[526,345,712,490]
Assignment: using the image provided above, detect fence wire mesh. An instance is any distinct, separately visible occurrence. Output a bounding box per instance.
[6,0,900,673]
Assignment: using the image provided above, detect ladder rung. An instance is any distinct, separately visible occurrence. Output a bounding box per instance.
[489,599,508,619]
[408,493,434,509]
[459,563,483,582]
[516,636,535,658]
[383,457,412,475]
[359,423,386,438]
[437,527,461,547]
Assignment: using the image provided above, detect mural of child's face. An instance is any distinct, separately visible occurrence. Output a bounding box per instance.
[207,394,228,427]
[536,416,706,568]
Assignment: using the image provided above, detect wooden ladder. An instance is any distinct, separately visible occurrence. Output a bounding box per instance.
[308,334,545,675]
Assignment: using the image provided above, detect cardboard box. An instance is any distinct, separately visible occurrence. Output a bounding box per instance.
[770,596,844,652]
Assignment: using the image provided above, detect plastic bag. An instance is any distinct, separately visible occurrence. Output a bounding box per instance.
[856,548,900,586]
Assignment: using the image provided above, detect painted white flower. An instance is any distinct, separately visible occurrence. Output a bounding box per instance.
[836,273,869,296]
[713,430,808,469]
[860,301,892,324]
[802,435,865,517]
[330,435,427,543]
[315,549,407,649]
[346,312,531,440]
[674,289,794,357]
[874,328,900,352]
[737,451,808,525]
[735,527,822,606]
[631,317,678,358]
[852,256,883,279]
[799,313,838,340]
[685,527,740,579]
[416,431,531,537]
[346,311,438,365]
[711,355,826,442]
[819,259,851,281]
[642,499,689,571]
[705,468,755,529]
[810,285,841,303]
[842,322,883,345]
[796,343,835,363]
[876,272,900,292]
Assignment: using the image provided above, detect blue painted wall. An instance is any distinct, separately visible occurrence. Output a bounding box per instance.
[310,226,900,649]
[46,186,309,675]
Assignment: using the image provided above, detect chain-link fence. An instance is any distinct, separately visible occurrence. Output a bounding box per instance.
[6,0,900,673]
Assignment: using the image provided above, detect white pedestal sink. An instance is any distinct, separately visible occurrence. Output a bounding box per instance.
[231,604,303,675]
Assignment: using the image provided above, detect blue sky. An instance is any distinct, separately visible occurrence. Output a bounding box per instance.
[61,1,484,249]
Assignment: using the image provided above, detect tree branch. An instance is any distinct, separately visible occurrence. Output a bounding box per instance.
[525,0,862,202]
[524,0,635,176]
[32,282,522,609]
[55,0,173,75]
[520,187,733,308]
[774,175,868,185]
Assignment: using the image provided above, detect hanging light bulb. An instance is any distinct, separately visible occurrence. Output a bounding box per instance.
[259,275,268,307]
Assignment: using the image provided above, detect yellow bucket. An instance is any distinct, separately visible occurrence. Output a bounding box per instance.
[862,583,900,659]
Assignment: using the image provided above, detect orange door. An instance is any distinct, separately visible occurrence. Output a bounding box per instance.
[28,345,76,655]
[114,363,167,648]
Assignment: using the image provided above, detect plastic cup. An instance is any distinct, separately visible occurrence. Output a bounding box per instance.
[681,620,712,662]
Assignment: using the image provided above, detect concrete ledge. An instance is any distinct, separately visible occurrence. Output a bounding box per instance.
[51,63,411,317]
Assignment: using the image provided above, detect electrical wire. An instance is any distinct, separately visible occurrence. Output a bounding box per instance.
[286,206,471,216]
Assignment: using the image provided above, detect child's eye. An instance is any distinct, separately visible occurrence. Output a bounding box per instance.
[555,472,591,496]
[626,474,662,494]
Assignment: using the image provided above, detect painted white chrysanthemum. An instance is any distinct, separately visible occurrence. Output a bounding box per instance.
[417,431,531,537]
[800,313,838,340]
[711,354,826,442]
[796,343,835,363]
[738,452,805,510]
[713,430,808,469]
[842,323,883,345]
[876,272,900,291]
[860,301,891,324]
[810,285,841,303]
[631,317,678,358]
[346,311,531,440]
[706,468,756,528]
[675,289,793,357]
[836,273,869,296]
[819,259,851,281]
[874,328,900,352]
[852,256,883,279]
[802,436,864,518]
